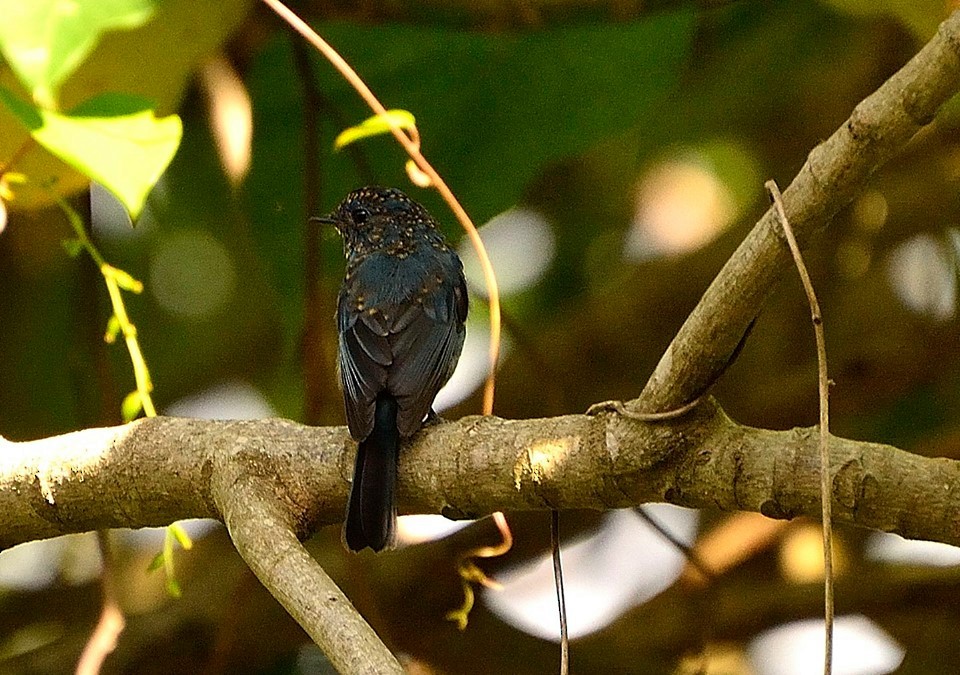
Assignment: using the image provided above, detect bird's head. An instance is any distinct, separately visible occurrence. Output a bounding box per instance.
[313,186,438,256]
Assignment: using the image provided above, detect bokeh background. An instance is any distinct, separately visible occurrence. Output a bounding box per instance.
[3,1,960,673]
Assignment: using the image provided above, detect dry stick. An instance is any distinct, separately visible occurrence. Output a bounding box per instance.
[75,531,125,675]
[766,179,833,675]
[261,0,501,417]
[635,507,715,584]
[550,510,569,675]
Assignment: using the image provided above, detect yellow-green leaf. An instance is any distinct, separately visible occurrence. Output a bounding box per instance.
[0,88,181,219]
[334,109,416,150]
[165,577,182,598]
[103,264,143,292]
[405,159,432,188]
[121,389,143,422]
[168,523,194,551]
[147,551,165,572]
[104,314,121,343]
[61,238,84,257]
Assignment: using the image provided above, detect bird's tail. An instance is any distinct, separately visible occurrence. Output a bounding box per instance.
[343,394,399,552]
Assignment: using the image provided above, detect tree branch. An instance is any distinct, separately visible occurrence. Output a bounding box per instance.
[214,465,403,674]
[2,402,959,551]
[639,9,960,410]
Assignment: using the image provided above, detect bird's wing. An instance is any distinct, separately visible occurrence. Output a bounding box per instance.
[337,251,467,440]
[337,290,390,440]
[387,272,467,436]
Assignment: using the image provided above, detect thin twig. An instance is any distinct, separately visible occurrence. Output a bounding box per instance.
[54,194,157,417]
[635,507,715,584]
[550,510,569,675]
[446,511,513,630]
[585,395,703,421]
[261,0,502,415]
[291,37,334,426]
[75,531,125,675]
[766,179,833,675]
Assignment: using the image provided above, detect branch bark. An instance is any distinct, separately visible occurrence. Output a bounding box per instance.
[3,401,959,550]
[214,465,403,674]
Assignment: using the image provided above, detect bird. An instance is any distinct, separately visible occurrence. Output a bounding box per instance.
[316,186,468,552]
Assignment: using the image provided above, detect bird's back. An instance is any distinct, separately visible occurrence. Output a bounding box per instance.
[337,243,467,439]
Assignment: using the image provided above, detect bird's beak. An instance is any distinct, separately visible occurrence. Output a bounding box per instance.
[310,214,336,225]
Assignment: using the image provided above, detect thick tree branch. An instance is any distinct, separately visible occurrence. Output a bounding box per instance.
[214,466,403,674]
[640,9,960,410]
[2,402,959,551]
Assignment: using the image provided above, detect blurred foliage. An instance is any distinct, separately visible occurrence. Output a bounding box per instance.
[0,89,182,217]
[3,0,960,673]
[0,0,249,209]
[0,0,155,106]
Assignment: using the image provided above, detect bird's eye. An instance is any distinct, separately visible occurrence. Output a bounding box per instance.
[350,206,369,224]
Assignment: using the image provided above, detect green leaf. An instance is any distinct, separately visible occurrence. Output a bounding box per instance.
[334,109,417,150]
[165,577,182,598]
[0,0,156,98]
[121,389,142,422]
[147,551,165,572]
[168,523,194,551]
[103,314,121,343]
[104,264,143,293]
[0,0,156,107]
[0,88,182,219]
[61,238,84,257]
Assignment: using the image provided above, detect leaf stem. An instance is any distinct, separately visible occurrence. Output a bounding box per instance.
[55,194,156,418]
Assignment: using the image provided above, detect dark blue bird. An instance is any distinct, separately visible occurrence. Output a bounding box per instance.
[319,187,468,552]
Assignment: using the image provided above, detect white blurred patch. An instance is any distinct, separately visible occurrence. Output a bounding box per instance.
[865,531,960,566]
[886,233,956,321]
[459,208,556,297]
[164,380,275,420]
[0,534,103,591]
[483,505,698,640]
[90,179,162,236]
[625,158,734,260]
[118,518,222,551]
[433,316,507,412]
[149,228,236,318]
[199,54,252,186]
[748,615,904,675]
[396,514,474,546]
